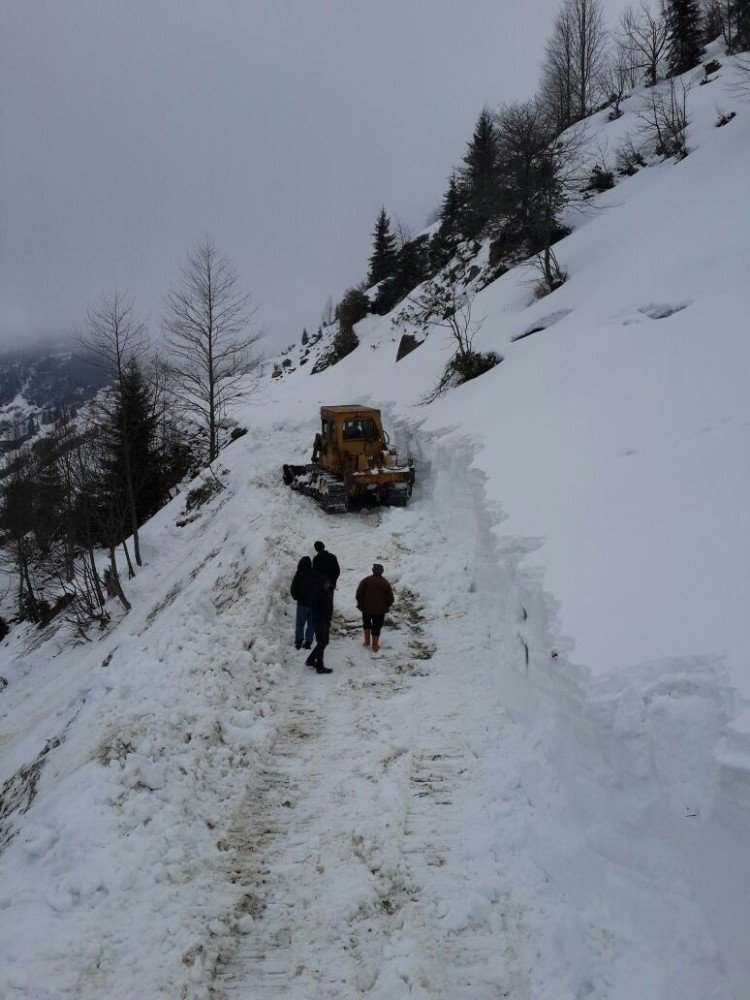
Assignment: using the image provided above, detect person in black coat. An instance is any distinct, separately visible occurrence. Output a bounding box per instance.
[305,575,334,674]
[312,541,340,595]
[290,556,319,650]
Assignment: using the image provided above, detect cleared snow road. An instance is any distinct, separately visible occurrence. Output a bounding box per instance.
[212,491,534,998]
[209,425,732,1000]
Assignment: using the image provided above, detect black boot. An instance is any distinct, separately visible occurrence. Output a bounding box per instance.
[316,665,333,674]
[302,641,312,649]
[295,639,302,650]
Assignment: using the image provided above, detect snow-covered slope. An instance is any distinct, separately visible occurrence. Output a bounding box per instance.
[1,50,749,999]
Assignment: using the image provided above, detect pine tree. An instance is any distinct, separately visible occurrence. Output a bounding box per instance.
[394,237,431,295]
[98,359,164,540]
[459,109,500,237]
[702,0,723,43]
[665,0,704,76]
[121,360,164,522]
[367,208,398,286]
[301,327,309,346]
[375,235,433,313]
[437,172,464,251]
[733,0,750,49]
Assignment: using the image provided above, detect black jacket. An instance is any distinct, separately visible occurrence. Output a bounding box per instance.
[310,584,334,626]
[290,568,320,604]
[312,550,340,589]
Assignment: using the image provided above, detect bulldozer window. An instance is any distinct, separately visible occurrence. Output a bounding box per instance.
[322,418,333,440]
[343,419,377,441]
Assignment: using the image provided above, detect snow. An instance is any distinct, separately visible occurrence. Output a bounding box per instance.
[1,49,750,999]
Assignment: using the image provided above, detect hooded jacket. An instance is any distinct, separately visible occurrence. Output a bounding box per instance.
[290,558,320,604]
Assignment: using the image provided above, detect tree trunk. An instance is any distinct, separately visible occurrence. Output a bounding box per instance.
[122,537,135,580]
[108,545,131,612]
[122,437,142,566]
[88,547,106,608]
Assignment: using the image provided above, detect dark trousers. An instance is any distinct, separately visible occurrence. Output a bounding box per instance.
[362,612,385,637]
[295,603,315,644]
[310,622,330,668]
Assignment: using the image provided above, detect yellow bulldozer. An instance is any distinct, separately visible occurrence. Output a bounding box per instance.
[282,405,415,513]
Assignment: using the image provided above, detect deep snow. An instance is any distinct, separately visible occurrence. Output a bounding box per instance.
[1,47,749,1000]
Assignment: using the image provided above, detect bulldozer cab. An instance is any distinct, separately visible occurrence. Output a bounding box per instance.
[316,406,388,470]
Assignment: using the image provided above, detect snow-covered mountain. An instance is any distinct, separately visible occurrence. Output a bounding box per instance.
[1,48,749,999]
[0,341,109,451]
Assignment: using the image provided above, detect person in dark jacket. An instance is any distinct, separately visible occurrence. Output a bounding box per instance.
[305,576,334,674]
[356,563,394,652]
[290,556,319,650]
[312,541,340,594]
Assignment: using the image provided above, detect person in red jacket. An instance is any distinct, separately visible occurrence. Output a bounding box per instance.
[355,563,394,652]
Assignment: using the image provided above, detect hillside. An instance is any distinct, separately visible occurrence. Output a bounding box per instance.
[1,48,749,999]
[0,342,109,451]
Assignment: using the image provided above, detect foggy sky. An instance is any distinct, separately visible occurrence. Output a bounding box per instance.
[1,0,625,352]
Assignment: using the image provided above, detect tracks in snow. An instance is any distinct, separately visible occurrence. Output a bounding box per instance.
[211,493,523,998]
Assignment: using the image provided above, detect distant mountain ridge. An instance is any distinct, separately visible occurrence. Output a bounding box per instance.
[0,342,109,448]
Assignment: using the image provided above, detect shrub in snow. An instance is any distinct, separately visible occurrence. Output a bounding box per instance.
[230,426,248,441]
[184,476,224,514]
[529,247,568,298]
[637,78,691,159]
[425,350,502,402]
[449,350,502,385]
[615,134,648,175]
[587,165,616,192]
[715,108,736,126]
[0,615,8,642]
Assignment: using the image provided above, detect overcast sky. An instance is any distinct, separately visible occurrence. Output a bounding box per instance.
[0,0,625,352]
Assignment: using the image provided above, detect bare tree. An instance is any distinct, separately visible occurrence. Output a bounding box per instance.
[394,217,413,249]
[164,237,262,463]
[703,0,742,51]
[734,55,750,99]
[395,279,497,400]
[542,2,576,127]
[78,420,133,612]
[542,0,608,127]
[573,0,608,118]
[80,289,147,566]
[620,2,669,88]
[495,99,587,291]
[637,77,691,157]
[0,444,38,616]
[420,283,481,360]
[320,295,336,328]
[599,41,638,117]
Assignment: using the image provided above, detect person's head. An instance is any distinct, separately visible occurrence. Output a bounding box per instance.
[321,576,331,590]
[372,563,384,576]
[298,556,312,572]
[314,541,325,553]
